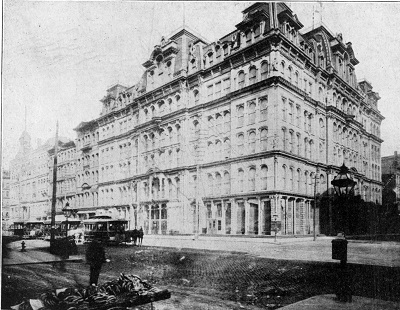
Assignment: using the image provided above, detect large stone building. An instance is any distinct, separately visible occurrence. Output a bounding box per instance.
[74,2,383,236]
[2,169,11,230]
[8,131,73,224]
[6,3,384,236]
[73,120,99,219]
[48,140,77,214]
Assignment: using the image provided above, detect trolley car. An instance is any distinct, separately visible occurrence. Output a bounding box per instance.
[83,215,128,244]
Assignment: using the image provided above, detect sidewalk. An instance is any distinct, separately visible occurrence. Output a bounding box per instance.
[2,239,82,266]
[277,294,400,310]
[142,234,400,267]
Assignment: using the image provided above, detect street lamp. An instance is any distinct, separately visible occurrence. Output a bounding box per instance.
[330,163,357,303]
[62,202,77,259]
[272,214,278,242]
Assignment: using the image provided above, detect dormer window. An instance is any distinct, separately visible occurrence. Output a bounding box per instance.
[166,61,172,74]
[223,44,229,56]
[245,30,252,43]
[216,46,221,59]
[191,58,197,70]
[254,24,260,37]
[208,52,213,66]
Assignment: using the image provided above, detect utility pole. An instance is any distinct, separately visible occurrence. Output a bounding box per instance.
[50,121,59,248]
[195,164,200,240]
[313,168,319,241]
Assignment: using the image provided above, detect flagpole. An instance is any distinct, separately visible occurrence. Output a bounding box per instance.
[50,121,59,250]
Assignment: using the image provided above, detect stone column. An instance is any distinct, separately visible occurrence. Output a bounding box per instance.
[245,199,250,235]
[258,197,264,235]
[231,199,238,235]
[148,204,152,235]
[158,205,162,235]
[222,202,227,235]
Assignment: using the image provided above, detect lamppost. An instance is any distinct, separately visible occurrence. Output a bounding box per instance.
[62,202,77,259]
[272,214,278,242]
[330,163,357,303]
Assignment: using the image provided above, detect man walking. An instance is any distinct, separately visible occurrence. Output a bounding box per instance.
[86,239,109,285]
[138,227,144,246]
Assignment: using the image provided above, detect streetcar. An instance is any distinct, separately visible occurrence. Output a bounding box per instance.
[25,221,45,239]
[12,221,26,237]
[83,215,128,244]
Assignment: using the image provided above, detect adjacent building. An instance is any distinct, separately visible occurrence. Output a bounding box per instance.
[8,131,73,224]
[382,151,400,212]
[48,140,77,215]
[2,169,11,230]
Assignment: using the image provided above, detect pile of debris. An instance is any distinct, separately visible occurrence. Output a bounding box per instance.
[10,273,171,310]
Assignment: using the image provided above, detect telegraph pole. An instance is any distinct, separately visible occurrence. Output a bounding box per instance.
[313,168,319,241]
[195,164,200,240]
[50,121,59,248]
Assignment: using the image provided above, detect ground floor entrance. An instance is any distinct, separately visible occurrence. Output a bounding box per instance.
[200,195,318,236]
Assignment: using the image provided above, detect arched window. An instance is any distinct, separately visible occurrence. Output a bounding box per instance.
[260,97,268,121]
[237,105,244,127]
[249,167,256,191]
[238,169,244,192]
[215,46,221,59]
[224,138,230,158]
[238,71,245,89]
[215,140,222,160]
[261,62,269,79]
[208,174,214,196]
[294,71,299,87]
[248,101,256,124]
[289,130,294,153]
[245,30,252,43]
[224,171,230,194]
[208,52,214,66]
[193,90,199,105]
[215,173,222,192]
[261,166,268,190]
[175,95,181,109]
[304,171,309,195]
[237,134,244,155]
[289,167,294,190]
[288,66,293,83]
[249,131,256,154]
[297,169,301,192]
[283,165,287,189]
[249,67,257,84]
[282,127,288,151]
[216,114,223,133]
[261,128,268,151]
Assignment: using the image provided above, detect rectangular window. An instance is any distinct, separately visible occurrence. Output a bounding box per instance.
[296,106,301,127]
[215,81,221,98]
[207,85,213,100]
[223,78,231,94]
[282,97,287,121]
[289,101,294,124]
[260,97,268,122]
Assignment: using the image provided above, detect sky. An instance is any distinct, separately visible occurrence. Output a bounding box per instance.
[2,1,400,169]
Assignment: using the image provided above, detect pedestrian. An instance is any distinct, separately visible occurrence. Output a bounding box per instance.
[132,227,138,246]
[86,239,109,286]
[138,227,144,246]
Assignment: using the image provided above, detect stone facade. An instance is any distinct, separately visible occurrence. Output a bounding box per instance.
[8,132,73,223]
[80,3,383,236]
